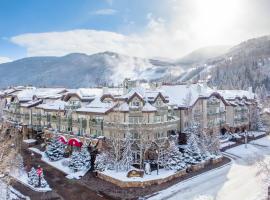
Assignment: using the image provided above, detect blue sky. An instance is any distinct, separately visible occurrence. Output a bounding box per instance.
[0,0,270,62]
[0,0,166,59]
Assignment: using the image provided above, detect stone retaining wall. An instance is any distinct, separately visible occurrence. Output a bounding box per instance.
[97,169,187,188]
[97,157,224,188]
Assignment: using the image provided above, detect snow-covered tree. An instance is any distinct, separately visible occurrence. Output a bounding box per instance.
[183,133,203,165]
[39,170,49,188]
[256,108,264,131]
[80,146,91,169]
[69,147,91,172]
[199,131,222,159]
[28,167,39,187]
[95,152,108,171]
[69,151,84,172]
[163,141,186,171]
[45,137,65,161]
[119,134,133,171]
[27,167,48,188]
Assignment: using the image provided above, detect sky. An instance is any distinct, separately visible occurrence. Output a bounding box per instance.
[0,0,270,63]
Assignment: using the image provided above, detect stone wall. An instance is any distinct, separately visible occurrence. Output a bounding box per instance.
[97,169,187,188]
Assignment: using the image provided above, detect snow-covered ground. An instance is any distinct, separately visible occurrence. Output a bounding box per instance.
[10,171,51,192]
[0,179,30,200]
[148,136,270,200]
[29,147,89,179]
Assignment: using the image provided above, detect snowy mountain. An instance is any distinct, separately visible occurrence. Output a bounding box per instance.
[176,35,270,93]
[206,35,270,92]
[0,51,182,88]
[176,45,232,66]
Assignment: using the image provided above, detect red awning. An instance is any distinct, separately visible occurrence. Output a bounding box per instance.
[58,135,68,144]
[68,138,83,147]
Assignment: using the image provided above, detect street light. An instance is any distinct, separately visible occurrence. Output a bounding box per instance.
[156,150,159,175]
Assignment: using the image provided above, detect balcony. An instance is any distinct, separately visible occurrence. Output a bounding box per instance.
[103,118,179,132]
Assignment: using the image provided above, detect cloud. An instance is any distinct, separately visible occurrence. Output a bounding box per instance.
[0,57,12,64]
[91,8,117,15]
[10,0,270,59]
[104,0,113,6]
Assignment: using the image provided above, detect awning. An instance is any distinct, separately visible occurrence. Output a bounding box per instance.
[68,138,83,147]
[58,135,68,144]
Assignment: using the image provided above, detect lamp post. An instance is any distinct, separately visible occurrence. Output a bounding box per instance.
[156,150,159,175]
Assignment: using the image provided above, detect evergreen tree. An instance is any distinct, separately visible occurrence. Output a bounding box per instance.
[45,137,65,161]
[69,151,84,172]
[184,134,203,164]
[119,134,133,171]
[163,141,186,171]
[80,146,91,169]
[39,170,49,188]
[256,108,264,131]
[68,147,91,172]
[28,167,39,187]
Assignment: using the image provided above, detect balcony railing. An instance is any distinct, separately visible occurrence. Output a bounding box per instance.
[103,118,179,131]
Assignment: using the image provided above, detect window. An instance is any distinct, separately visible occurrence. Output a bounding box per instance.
[129,116,143,124]
[154,116,161,122]
[132,101,140,107]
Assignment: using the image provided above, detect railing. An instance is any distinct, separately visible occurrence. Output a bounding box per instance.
[103,118,179,131]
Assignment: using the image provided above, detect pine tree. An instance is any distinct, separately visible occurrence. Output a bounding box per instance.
[80,146,91,169]
[119,134,133,171]
[68,146,91,172]
[69,151,84,172]
[28,167,39,187]
[163,141,186,171]
[45,137,65,161]
[256,108,264,131]
[39,171,49,188]
[184,133,203,164]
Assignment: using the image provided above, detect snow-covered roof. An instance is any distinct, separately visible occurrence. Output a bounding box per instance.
[16,88,65,102]
[218,90,256,100]
[76,97,116,114]
[161,84,214,107]
[120,87,168,103]
[115,102,129,112]
[142,102,157,112]
[20,99,43,108]
[37,100,67,111]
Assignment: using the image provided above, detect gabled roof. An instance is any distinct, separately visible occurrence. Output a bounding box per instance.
[76,97,116,114]
[20,99,43,108]
[37,100,67,111]
[63,88,103,102]
[217,89,256,100]
[161,83,214,108]
[142,102,157,112]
